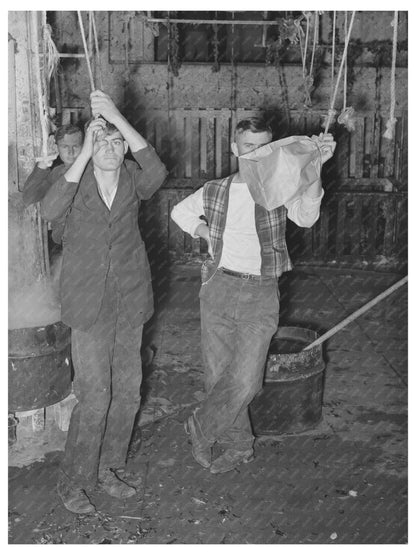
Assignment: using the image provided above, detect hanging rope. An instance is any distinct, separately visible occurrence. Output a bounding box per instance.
[297,12,313,106]
[31,12,50,162]
[42,22,60,85]
[323,11,356,133]
[330,11,336,96]
[383,11,399,140]
[88,11,93,62]
[337,12,356,131]
[90,12,103,90]
[343,12,347,110]
[30,12,52,276]
[77,11,95,91]
[309,12,319,78]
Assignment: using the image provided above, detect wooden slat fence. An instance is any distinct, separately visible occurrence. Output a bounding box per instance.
[134,108,408,185]
[63,105,407,270]
[142,186,407,271]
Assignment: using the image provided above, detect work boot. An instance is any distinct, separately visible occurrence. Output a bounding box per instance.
[210,448,254,474]
[184,415,212,468]
[98,468,136,498]
[57,475,96,514]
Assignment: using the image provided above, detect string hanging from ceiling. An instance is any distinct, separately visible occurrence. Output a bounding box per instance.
[323,11,356,133]
[383,11,399,140]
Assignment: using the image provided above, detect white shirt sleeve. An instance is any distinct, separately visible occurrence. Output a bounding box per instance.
[285,183,324,228]
[170,186,206,238]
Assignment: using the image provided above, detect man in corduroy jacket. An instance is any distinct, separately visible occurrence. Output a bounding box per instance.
[41,90,167,514]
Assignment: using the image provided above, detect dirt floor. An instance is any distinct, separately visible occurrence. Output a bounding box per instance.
[8,264,408,544]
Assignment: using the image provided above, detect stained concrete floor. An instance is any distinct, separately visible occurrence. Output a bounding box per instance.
[8,264,408,544]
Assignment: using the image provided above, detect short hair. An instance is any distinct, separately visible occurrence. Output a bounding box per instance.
[55,124,83,143]
[235,117,272,138]
[84,118,121,138]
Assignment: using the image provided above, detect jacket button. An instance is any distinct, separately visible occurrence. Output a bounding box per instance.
[109,244,112,250]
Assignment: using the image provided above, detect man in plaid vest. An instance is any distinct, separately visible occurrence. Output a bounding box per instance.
[171,117,335,474]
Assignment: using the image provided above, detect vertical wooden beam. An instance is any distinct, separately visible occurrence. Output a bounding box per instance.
[335,195,347,257]
[383,197,395,258]
[221,110,231,176]
[354,116,365,178]
[215,113,222,178]
[8,34,18,194]
[363,196,377,258]
[191,114,200,179]
[184,113,192,178]
[370,113,381,178]
[8,11,55,327]
[206,110,215,180]
[200,115,207,176]
[350,196,363,256]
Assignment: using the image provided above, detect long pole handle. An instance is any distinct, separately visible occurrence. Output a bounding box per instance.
[303,275,408,350]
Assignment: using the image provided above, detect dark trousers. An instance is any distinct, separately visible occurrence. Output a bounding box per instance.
[196,270,280,451]
[61,268,143,487]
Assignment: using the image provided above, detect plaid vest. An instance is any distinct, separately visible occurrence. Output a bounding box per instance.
[202,175,293,281]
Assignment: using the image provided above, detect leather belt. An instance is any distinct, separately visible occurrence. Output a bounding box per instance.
[219,267,261,281]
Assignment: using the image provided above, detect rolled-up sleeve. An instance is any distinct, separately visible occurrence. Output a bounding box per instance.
[285,186,324,228]
[171,187,205,238]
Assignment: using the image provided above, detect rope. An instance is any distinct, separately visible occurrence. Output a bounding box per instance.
[309,12,319,78]
[336,12,356,132]
[77,11,95,91]
[343,11,347,110]
[383,11,399,140]
[324,11,355,133]
[301,12,310,79]
[90,12,103,90]
[88,11,93,61]
[298,12,313,106]
[303,275,408,350]
[31,12,49,159]
[331,12,336,95]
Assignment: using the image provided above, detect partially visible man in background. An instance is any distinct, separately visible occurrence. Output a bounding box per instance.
[22,123,84,245]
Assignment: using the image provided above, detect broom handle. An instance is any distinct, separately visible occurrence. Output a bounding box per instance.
[303,275,408,350]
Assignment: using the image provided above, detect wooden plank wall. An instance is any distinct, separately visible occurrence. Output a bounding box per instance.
[138,108,407,270]
[60,105,406,270]
[143,186,407,271]
[140,108,408,185]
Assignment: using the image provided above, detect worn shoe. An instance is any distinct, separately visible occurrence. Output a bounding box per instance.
[98,468,136,498]
[210,449,254,474]
[184,415,212,468]
[57,477,96,514]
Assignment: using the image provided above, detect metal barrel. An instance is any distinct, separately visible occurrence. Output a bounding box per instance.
[8,321,72,412]
[250,326,325,435]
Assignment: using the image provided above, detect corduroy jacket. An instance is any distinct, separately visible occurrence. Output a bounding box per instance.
[41,146,167,331]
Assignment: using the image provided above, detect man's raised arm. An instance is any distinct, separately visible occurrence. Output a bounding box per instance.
[41,119,105,221]
[90,90,168,199]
